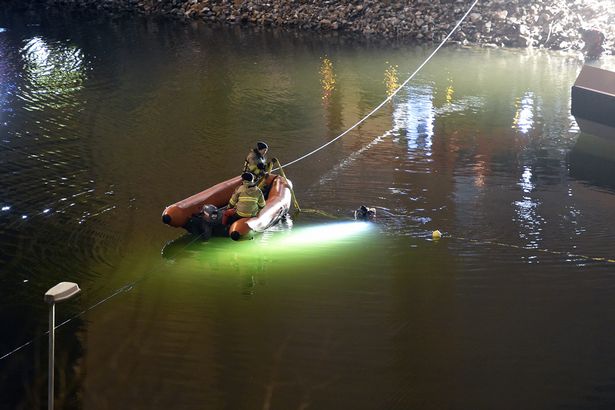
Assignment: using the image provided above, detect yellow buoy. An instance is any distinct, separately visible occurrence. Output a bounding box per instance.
[432,230,442,240]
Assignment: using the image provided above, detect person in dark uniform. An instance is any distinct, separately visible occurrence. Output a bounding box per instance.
[243,141,270,179]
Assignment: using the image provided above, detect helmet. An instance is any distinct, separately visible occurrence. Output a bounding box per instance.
[201,204,219,223]
[256,141,268,151]
[241,172,255,183]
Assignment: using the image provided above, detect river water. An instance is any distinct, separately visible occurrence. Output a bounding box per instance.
[1,8,615,410]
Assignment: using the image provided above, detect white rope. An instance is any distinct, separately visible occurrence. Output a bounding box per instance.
[280,0,480,169]
[0,232,207,362]
[1,0,481,364]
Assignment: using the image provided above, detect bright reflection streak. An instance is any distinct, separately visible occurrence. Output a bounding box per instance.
[512,92,534,134]
[518,166,534,193]
[473,159,486,187]
[161,222,376,278]
[21,37,86,109]
[513,166,543,250]
[320,57,336,103]
[444,73,455,104]
[279,222,371,246]
[393,85,434,153]
[0,38,11,125]
[384,62,400,97]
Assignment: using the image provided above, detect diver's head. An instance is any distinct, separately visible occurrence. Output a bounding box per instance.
[354,205,376,221]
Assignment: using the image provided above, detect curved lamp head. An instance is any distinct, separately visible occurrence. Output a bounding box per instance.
[44,282,80,304]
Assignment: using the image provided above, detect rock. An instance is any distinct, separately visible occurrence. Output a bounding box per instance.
[19,0,615,55]
[469,12,481,22]
[494,10,508,20]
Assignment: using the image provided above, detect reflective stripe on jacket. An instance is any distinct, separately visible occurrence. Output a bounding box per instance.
[229,183,266,217]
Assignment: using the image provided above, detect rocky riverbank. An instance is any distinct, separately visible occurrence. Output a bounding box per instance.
[13,0,615,56]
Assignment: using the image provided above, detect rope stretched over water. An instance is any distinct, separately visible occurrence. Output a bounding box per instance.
[0,231,206,362]
[0,281,136,361]
[1,0,482,363]
[279,0,480,170]
[448,235,615,264]
[271,0,615,263]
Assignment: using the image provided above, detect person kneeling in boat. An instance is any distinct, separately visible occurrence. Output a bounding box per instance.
[244,141,273,191]
[222,172,266,226]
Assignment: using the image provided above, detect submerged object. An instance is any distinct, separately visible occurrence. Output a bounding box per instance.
[162,174,293,241]
[571,65,615,138]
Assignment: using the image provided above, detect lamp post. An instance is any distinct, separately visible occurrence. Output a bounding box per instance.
[44,282,80,410]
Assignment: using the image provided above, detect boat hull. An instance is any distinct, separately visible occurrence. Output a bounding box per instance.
[162,174,293,240]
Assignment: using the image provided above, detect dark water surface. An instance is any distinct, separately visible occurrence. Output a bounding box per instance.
[1,8,615,410]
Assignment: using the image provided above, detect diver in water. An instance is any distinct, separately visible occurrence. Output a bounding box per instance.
[353,205,376,221]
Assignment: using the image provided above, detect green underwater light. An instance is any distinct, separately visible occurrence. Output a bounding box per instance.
[271,221,372,246]
[157,221,380,299]
[162,221,374,269]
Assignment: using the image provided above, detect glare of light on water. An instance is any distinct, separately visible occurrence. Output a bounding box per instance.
[384,62,400,96]
[164,220,371,260]
[512,92,534,134]
[21,37,86,109]
[473,159,487,188]
[393,85,434,153]
[320,57,335,103]
[278,221,372,246]
[518,165,534,193]
[514,166,544,250]
[444,76,454,104]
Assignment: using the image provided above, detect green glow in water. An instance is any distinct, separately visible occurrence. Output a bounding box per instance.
[161,222,376,277]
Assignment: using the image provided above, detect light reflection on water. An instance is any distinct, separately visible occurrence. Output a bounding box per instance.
[513,166,541,247]
[20,36,86,111]
[161,220,375,275]
[512,92,535,134]
[394,84,434,154]
[164,221,375,266]
[1,9,615,410]
[2,35,91,223]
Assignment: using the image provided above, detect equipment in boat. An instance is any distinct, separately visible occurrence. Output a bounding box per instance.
[162,173,293,241]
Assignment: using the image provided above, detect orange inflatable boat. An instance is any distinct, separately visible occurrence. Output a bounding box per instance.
[162,174,293,241]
